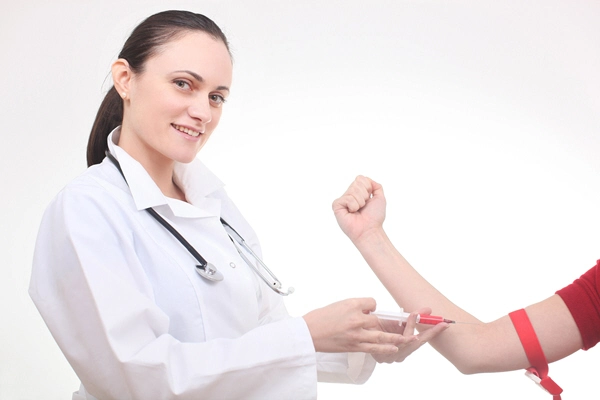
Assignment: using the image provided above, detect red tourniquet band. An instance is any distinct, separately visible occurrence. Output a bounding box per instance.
[509,309,563,400]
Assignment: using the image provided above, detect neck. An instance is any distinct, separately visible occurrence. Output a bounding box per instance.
[117,127,187,202]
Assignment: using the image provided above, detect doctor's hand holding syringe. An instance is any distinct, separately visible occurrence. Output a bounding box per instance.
[332,176,600,397]
[304,299,449,364]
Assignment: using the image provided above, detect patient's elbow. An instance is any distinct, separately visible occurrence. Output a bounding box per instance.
[449,352,495,375]
[452,354,508,375]
[455,362,483,375]
[442,323,504,375]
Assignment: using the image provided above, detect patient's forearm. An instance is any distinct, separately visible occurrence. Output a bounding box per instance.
[352,227,568,373]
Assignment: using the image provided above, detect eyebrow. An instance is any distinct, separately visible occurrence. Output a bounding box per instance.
[174,70,230,92]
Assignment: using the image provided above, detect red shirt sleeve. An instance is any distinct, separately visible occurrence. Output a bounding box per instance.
[556,260,600,350]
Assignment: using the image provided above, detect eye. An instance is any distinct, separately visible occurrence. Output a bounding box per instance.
[209,93,227,107]
[174,79,191,90]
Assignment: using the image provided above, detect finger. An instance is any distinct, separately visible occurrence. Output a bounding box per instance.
[354,175,372,191]
[355,175,383,200]
[372,353,396,364]
[356,329,413,354]
[370,178,384,199]
[377,318,407,335]
[332,194,361,214]
[402,311,420,336]
[363,314,385,329]
[342,187,368,212]
[360,337,418,355]
[346,176,373,203]
[416,322,450,342]
[415,307,433,316]
[355,297,377,313]
[363,329,414,347]
[358,343,400,355]
[355,180,372,203]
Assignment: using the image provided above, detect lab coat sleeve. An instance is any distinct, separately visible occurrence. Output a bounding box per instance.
[29,181,319,400]
[253,273,376,385]
[236,207,377,386]
[256,286,376,385]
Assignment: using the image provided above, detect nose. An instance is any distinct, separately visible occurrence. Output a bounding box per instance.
[188,96,212,124]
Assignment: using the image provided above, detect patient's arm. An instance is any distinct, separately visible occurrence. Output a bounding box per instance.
[332,175,582,373]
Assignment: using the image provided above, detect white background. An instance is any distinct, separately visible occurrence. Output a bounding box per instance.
[2,1,599,399]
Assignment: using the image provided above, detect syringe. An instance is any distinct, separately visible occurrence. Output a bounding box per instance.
[371,309,455,325]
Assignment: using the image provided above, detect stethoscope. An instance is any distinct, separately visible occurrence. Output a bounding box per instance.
[106,151,294,296]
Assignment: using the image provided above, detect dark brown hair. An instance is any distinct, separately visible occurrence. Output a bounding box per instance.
[86,10,230,166]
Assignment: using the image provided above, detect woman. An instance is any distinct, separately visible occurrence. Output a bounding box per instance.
[28,11,447,400]
[333,175,600,398]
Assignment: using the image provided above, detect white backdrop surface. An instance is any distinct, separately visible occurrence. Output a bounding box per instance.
[1,1,599,399]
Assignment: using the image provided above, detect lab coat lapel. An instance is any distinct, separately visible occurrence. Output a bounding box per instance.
[172,158,224,218]
[107,128,224,219]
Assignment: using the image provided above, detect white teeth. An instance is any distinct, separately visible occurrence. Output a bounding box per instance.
[173,124,201,137]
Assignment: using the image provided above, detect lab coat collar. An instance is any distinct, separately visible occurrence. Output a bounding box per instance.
[106,127,224,218]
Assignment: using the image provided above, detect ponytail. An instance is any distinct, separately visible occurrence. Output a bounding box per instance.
[87,86,123,167]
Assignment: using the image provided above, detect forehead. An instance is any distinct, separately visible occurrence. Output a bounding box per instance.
[145,31,232,84]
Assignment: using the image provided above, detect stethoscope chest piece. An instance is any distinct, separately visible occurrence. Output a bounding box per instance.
[196,263,224,281]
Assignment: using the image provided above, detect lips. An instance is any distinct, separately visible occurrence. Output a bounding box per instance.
[172,123,202,137]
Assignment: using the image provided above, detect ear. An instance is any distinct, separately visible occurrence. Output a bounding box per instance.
[111,58,133,99]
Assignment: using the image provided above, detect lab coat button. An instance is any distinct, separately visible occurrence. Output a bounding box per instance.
[230,262,236,268]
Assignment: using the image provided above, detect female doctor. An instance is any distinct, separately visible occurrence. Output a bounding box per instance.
[29,10,447,400]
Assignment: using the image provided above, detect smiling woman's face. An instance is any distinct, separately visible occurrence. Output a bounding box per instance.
[116,31,233,168]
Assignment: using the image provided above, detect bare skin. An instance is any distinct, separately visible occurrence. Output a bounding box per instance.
[332,175,583,373]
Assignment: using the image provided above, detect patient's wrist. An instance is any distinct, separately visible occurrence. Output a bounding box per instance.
[353,226,388,248]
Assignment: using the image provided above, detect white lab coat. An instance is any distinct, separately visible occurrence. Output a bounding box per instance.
[29,128,375,400]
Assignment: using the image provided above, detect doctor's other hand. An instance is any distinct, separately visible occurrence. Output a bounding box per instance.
[332,175,386,243]
[372,308,450,364]
[303,298,408,355]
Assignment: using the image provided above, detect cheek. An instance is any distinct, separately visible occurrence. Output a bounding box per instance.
[156,95,183,117]
[138,84,179,115]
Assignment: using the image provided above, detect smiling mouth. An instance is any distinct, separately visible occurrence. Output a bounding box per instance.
[172,123,202,137]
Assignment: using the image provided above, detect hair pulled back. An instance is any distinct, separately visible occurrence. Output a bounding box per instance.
[86,10,230,167]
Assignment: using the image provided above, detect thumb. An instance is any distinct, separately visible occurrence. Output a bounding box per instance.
[370,179,384,200]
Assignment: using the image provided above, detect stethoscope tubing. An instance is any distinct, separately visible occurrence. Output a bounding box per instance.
[105,151,223,280]
[105,150,293,294]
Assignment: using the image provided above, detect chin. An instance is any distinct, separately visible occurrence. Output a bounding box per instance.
[172,146,203,164]
[176,154,198,164]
